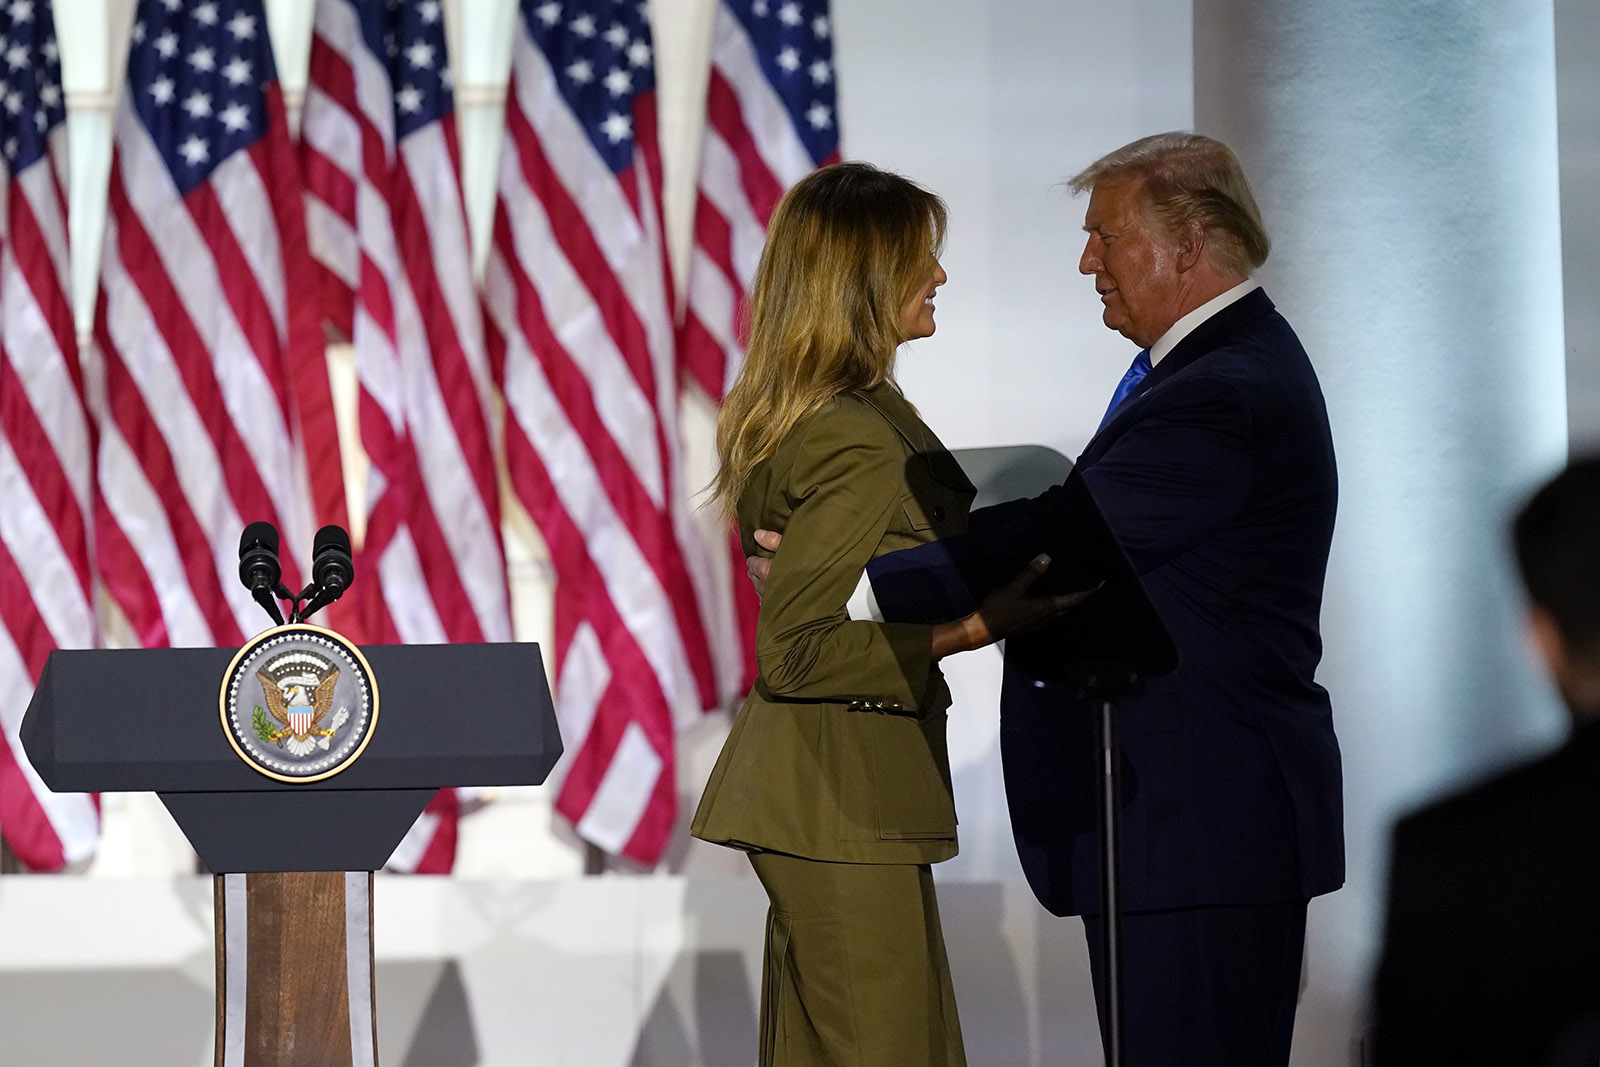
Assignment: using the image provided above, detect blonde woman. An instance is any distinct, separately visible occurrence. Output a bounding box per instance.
[691,162,1077,1067]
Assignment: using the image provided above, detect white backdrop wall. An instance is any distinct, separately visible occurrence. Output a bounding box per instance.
[1557,0,1600,448]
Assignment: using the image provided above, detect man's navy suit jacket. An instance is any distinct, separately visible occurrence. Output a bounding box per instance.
[871,288,1343,915]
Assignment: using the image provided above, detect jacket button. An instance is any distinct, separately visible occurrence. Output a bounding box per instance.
[931,505,946,523]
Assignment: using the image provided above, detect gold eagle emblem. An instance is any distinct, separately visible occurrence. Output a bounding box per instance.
[257,667,341,752]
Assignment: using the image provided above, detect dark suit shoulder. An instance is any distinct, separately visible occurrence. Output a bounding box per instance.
[1193,318,1314,387]
[1376,726,1600,1064]
[1165,290,1313,376]
[1158,302,1330,456]
[1138,293,1316,411]
[1387,727,1600,899]
[1398,727,1600,836]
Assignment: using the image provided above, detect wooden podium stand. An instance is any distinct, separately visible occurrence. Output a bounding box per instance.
[21,640,561,1067]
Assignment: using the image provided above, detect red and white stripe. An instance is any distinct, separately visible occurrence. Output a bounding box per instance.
[484,7,719,865]
[676,2,844,708]
[301,0,508,648]
[678,2,835,403]
[89,91,329,650]
[299,0,511,873]
[0,122,100,871]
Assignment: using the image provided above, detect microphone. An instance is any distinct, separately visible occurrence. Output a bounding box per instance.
[297,525,354,623]
[238,522,286,627]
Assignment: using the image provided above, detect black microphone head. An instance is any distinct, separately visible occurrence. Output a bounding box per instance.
[311,524,354,595]
[313,524,352,557]
[239,521,279,556]
[238,521,282,590]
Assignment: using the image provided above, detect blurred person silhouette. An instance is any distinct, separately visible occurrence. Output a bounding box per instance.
[1372,453,1600,1065]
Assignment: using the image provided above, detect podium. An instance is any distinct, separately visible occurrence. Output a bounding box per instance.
[20,635,561,1067]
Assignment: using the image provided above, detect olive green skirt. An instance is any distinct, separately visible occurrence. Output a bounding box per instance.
[748,851,967,1067]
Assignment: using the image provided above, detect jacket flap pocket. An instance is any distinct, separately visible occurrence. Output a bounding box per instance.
[861,712,956,840]
[901,493,956,532]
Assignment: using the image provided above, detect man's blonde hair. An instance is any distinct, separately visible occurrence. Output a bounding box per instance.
[1069,132,1270,275]
[710,162,947,518]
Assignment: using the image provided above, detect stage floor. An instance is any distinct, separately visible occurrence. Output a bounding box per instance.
[0,874,1360,1066]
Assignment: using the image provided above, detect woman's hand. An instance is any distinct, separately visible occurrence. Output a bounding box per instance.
[745,529,782,598]
[930,554,1096,659]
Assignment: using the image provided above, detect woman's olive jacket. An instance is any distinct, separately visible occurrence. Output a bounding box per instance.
[691,382,976,864]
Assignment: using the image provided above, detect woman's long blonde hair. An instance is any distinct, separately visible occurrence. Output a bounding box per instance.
[710,162,948,518]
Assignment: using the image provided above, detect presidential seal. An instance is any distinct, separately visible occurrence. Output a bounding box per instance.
[219,625,378,782]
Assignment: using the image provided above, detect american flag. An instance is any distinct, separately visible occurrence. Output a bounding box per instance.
[89,0,337,650]
[0,0,99,871]
[301,0,510,872]
[678,0,839,402]
[483,0,722,865]
[677,0,840,713]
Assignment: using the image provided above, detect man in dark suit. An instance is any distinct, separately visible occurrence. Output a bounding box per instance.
[1003,133,1342,1066]
[1371,456,1600,1066]
[751,132,1341,1065]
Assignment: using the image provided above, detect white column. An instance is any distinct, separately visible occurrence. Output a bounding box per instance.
[1194,0,1568,989]
[1556,0,1600,445]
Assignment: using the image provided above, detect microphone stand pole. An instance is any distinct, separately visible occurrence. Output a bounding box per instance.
[1096,692,1125,1067]
[942,462,1174,1067]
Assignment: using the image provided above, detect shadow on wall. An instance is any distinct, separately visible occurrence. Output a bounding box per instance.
[944,880,1108,1066]
[624,870,761,1062]
[940,880,1034,1064]
[630,947,758,1067]
[379,958,482,1066]
[628,877,762,1067]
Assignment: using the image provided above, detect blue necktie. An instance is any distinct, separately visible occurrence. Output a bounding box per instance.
[1097,349,1152,431]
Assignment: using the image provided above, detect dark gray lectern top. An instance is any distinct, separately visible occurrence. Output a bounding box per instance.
[23,642,560,792]
[20,641,562,872]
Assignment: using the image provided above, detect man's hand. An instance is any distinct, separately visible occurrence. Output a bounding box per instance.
[745,529,782,599]
[941,554,1098,656]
